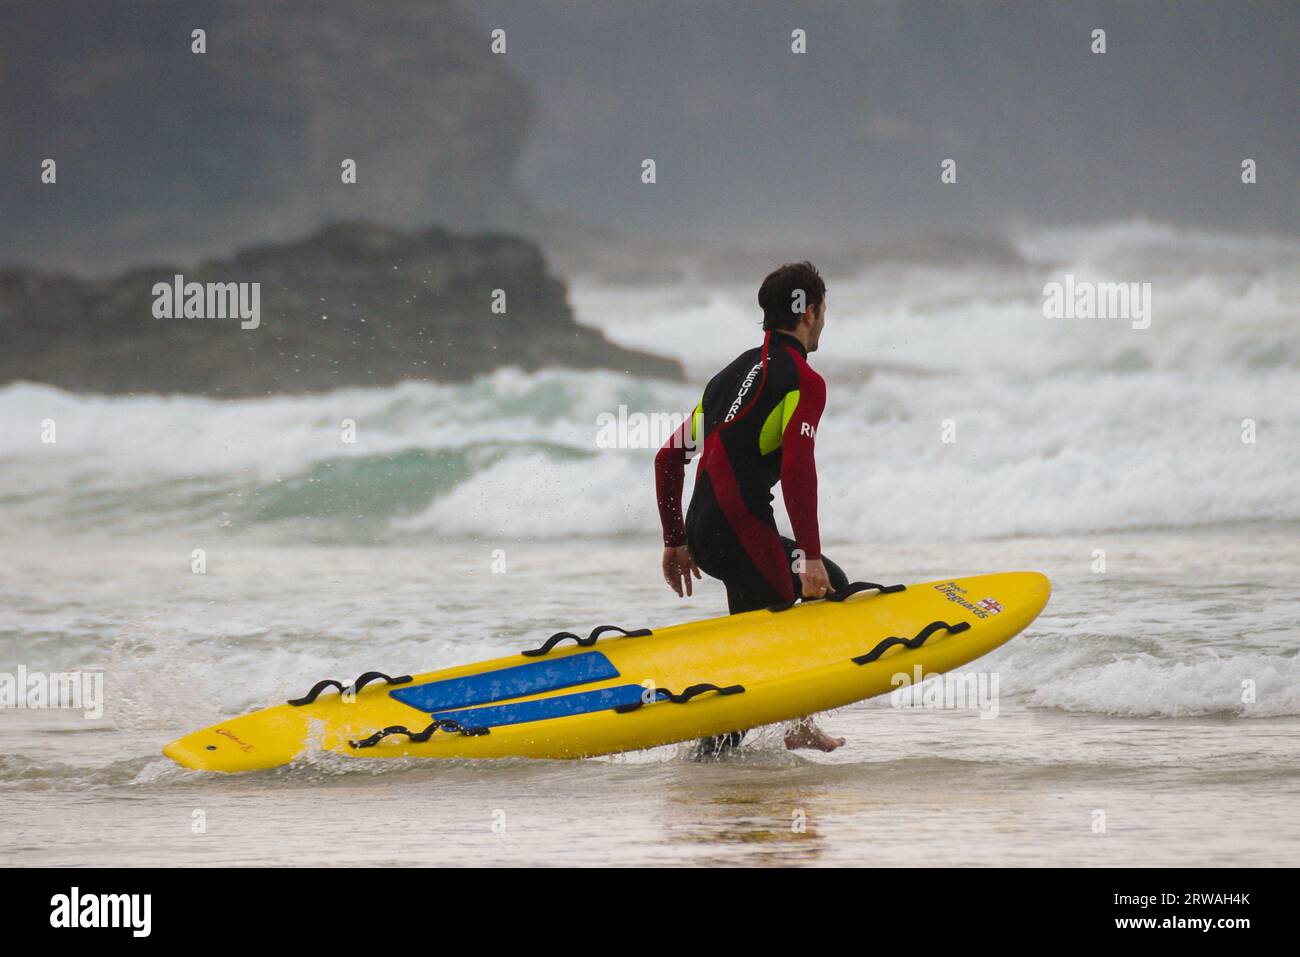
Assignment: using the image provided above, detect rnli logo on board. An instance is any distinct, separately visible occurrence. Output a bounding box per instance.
[215,728,255,752]
[978,598,1003,615]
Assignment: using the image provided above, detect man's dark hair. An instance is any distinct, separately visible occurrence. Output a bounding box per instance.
[758,261,825,331]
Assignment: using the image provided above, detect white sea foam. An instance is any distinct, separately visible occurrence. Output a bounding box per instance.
[1022,651,1300,718]
[1,220,1296,542]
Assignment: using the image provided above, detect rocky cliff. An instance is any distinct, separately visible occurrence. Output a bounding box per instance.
[0,223,683,395]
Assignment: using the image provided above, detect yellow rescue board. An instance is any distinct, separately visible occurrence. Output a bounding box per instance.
[163,571,1049,772]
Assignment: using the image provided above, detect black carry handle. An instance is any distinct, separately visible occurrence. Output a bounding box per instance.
[521,624,652,657]
[288,670,413,706]
[768,580,906,613]
[349,718,490,749]
[851,620,971,665]
[614,682,746,713]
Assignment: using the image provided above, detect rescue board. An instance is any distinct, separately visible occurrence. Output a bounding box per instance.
[163,571,1050,772]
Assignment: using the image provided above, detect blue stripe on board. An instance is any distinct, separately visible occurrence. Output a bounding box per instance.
[433,685,648,729]
[388,652,620,713]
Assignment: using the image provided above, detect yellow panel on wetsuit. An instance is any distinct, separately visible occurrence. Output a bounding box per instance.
[758,389,800,456]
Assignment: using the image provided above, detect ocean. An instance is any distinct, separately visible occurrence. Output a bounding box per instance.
[2,221,1297,866]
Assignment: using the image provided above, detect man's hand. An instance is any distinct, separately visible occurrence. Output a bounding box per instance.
[662,545,702,597]
[798,558,834,600]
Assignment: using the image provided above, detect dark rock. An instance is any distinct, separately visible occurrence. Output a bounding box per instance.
[0,222,684,396]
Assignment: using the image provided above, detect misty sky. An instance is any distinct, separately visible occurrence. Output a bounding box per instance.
[1,0,1295,274]
[464,0,1298,244]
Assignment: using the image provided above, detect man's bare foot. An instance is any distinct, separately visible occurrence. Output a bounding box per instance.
[783,721,846,752]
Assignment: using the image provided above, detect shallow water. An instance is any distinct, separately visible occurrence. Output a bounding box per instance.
[3,225,1296,865]
[2,526,1296,867]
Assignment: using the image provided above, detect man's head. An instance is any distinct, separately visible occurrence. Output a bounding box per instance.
[758,261,826,352]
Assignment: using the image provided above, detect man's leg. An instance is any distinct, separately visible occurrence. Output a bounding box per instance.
[688,522,789,760]
[778,537,849,752]
[689,527,854,758]
[691,567,782,759]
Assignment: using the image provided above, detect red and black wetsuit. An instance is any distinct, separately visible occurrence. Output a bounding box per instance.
[655,331,849,615]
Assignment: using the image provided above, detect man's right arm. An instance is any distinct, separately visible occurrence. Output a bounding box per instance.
[653,402,702,547]
[655,403,704,597]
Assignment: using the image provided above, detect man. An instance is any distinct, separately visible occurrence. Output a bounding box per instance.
[654,261,850,758]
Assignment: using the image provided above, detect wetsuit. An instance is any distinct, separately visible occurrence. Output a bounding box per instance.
[654,331,849,754]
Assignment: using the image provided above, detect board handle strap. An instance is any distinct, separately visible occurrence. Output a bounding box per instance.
[287,670,413,706]
[768,580,906,613]
[521,624,652,657]
[614,682,746,713]
[349,718,490,749]
[851,620,971,665]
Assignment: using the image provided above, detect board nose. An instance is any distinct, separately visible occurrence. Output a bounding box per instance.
[162,726,297,772]
[162,737,209,771]
[1017,571,1052,614]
